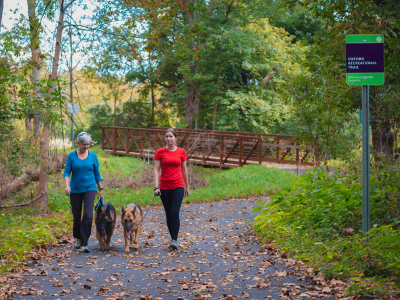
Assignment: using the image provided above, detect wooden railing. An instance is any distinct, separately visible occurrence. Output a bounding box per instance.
[101,126,319,168]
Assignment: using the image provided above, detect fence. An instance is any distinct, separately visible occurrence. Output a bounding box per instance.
[101,126,319,169]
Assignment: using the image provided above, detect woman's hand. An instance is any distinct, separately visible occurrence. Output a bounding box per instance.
[184,189,190,198]
[154,188,161,196]
[65,187,71,197]
[98,189,104,200]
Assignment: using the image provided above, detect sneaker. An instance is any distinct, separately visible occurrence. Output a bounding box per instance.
[169,240,178,250]
[75,239,82,249]
[81,245,90,253]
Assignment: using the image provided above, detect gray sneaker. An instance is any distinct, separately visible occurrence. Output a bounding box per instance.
[81,245,90,253]
[169,240,178,250]
[75,239,82,249]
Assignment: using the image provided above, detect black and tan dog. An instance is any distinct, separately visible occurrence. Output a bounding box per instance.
[95,202,117,251]
[121,203,143,252]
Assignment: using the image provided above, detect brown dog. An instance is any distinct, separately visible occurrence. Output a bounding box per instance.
[95,202,117,251]
[121,203,143,252]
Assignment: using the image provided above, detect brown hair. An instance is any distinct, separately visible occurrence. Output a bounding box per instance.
[165,128,178,137]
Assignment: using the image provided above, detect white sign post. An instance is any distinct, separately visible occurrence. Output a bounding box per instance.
[67,103,79,147]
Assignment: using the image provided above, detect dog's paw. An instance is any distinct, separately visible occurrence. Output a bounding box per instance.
[125,247,130,252]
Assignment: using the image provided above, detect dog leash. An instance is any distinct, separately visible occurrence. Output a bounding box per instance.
[135,194,159,228]
[95,197,103,212]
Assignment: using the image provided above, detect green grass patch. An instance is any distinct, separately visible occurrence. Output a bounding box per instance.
[252,166,400,296]
[0,211,71,273]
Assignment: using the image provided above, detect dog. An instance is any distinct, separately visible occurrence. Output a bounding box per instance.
[121,203,144,252]
[95,202,117,251]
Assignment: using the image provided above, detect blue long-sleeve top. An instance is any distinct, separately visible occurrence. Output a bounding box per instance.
[63,150,102,193]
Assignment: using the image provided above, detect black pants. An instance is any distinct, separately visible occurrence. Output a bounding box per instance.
[70,191,96,246]
[160,187,184,241]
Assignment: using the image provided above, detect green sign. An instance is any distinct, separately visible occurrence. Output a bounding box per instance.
[346,34,384,86]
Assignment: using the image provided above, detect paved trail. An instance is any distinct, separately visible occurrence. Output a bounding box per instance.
[13,198,337,300]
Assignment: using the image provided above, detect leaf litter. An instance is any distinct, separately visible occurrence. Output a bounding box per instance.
[1,197,396,299]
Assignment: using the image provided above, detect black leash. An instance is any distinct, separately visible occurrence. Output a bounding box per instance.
[135,194,159,227]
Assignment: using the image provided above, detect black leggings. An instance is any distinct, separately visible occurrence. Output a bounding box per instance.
[70,191,96,246]
[160,187,184,241]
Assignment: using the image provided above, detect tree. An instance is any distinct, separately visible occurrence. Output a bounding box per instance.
[284,0,400,159]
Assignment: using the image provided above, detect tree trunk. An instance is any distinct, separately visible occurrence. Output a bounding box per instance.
[27,0,42,138]
[212,60,222,130]
[0,0,4,31]
[151,83,155,126]
[37,0,75,210]
[371,120,394,159]
[185,81,195,127]
[370,87,395,160]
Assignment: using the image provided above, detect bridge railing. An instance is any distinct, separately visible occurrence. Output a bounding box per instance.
[101,126,319,168]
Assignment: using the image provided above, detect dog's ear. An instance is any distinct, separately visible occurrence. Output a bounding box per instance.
[105,205,111,214]
[121,206,125,217]
[97,206,102,213]
[132,206,136,215]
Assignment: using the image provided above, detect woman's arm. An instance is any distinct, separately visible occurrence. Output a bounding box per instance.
[64,154,72,196]
[97,181,103,199]
[181,160,190,197]
[93,154,103,199]
[154,160,161,196]
[64,177,71,196]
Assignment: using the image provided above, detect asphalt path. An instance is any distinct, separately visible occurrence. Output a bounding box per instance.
[13,198,337,300]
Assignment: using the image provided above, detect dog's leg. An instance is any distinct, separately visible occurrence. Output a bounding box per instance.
[96,229,104,251]
[133,224,142,250]
[123,227,130,252]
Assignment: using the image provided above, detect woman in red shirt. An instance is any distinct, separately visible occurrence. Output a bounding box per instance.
[154,128,190,250]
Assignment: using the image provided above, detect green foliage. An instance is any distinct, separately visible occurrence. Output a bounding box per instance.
[0,212,71,273]
[253,164,400,294]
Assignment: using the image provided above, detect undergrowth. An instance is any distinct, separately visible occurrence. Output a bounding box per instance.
[0,211,71,273]
[252,164,400,296]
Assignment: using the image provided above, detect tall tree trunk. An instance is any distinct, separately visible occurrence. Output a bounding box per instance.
[38,0,75,210]
[185,81,195,127]
[370,87,395,160]
[27,0,42,138]
[212,60,222,130]
[151,83,155,126]
[0,0,4,31]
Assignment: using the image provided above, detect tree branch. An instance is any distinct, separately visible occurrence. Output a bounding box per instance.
[222,0,235,24]
[0,192,46,210]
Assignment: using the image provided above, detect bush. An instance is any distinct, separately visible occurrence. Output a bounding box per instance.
[252,165,400,295]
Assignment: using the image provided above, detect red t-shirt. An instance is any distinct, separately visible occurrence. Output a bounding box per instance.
[154,147,187,190]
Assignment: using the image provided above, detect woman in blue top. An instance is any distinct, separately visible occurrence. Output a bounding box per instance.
[64,132,103,253]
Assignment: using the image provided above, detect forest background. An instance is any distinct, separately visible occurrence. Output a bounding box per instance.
[1,0,400,296]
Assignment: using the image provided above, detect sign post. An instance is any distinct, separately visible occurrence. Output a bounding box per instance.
[346,34,384,239]
[67,103,79,147]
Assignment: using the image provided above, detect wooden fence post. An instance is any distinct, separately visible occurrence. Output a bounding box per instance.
[140,131,144,158]
[258,134,262,165]
[113,128,117,154]
[239,137,243,167]
[154,130,158,153]
[220,136,224,168]
[126,129,130,155]
[276,137,280,161]
[101,127,104,150]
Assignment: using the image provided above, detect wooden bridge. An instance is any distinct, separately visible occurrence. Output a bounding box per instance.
[101,126,319,169]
